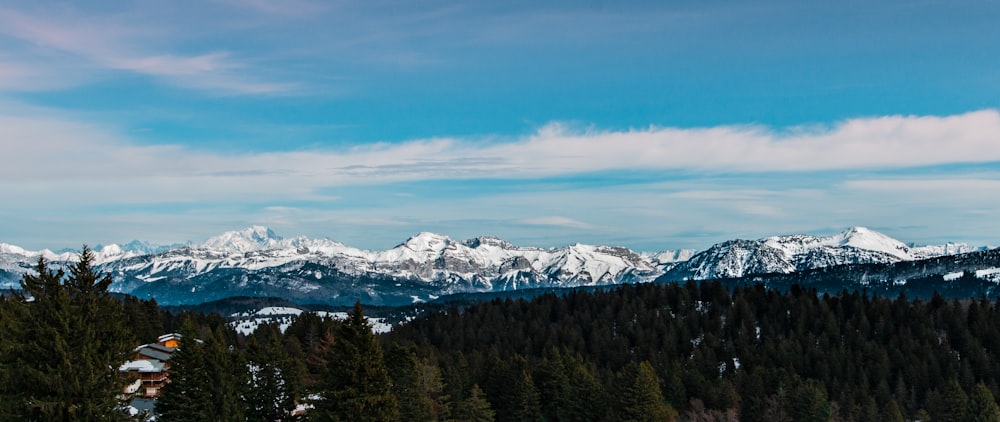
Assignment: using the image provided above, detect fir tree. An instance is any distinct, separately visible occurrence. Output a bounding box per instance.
[791,380,831,422]
[312,301,397,421]
[969,383,1000,422]
[509,370,542,422]
[451,385,495,422]
[155,320,214,420]
[612,361,677,422]
[880,399,905,422]
[564,361,608,422]
[385,343,449,421]
[0,249,135,421]
[933,379,970,422]
[246,323,300,421]
[156,320,245,421]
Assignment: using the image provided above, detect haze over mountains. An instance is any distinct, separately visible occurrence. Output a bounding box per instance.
[0,226,993,306]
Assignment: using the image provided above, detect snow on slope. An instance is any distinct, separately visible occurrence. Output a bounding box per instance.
[229,307,391,336]
[762,226,913,260]
[667,226,986,280]
[2,226,989,301]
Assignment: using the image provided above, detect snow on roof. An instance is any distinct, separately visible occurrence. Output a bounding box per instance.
[119,359,165,373]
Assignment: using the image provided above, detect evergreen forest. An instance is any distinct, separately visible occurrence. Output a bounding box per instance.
[4,249,1000,421]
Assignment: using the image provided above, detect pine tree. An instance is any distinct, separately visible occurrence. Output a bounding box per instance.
[312,301,398,421]
[612,361,677,422]
[386,343,433,421]
[156,321,245,421]
[933,379,970,422]
[969,383,1000,422]
[880,399,905,422]
[509,370,542,422]
[451,385,495,422]
[384,343,450,421]
[206,326,246,421]
[155,319,214,420]
[246,323,300,421]
[534,348,571,421]
[791,380,831,422]
[0,249,135,421]
[564,361,608,422]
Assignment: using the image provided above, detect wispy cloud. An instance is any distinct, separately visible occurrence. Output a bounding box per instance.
[3,106,999,250]
[517,216,593,229]
[3,108,999,191]
[0,5,294,94]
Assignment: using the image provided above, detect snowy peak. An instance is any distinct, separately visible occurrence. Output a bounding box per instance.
[670,227,973,281]
[398,232,452,253]
[2,225,992,305]
[828,226,912,259]
[200,226,283,253]
[463,236,516,250]
[762,226,913,261]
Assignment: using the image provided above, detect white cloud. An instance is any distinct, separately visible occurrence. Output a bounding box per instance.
[517,216,593,229]
[0,5,293,95]
[3,108,1000,197]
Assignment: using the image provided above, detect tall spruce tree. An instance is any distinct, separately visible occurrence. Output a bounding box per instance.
[246,323,300,421]
[312,301,397,421]
[451,385,495,422]
[156,320,246,421]
[385,343,450,421]
[612,361,677,422]
[934,379,970,422]
[0,248,135,421]
[969,383,1000,422]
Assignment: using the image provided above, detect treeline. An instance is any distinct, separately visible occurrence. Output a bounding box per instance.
[387,281,1000,421]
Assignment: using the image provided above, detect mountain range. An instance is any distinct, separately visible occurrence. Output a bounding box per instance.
[0,226,994,306]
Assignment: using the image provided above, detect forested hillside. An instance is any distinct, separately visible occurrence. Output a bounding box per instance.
[388,281,1000,421]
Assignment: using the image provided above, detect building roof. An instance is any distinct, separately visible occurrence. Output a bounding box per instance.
[135,343,175,362]
[129,397,156,413]
[158,333,181,343]
[119,359,166,373]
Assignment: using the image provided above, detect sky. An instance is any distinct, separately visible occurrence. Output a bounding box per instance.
[1,0,999,253]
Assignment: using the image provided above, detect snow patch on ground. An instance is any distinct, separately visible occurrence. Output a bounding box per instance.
[943,271,964,281]
[976,268,1000,282]
[229,307,393,336]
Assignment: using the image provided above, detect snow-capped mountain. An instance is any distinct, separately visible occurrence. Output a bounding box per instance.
[663,226,986,280]
[0,226,988,305]
[87,227,664,305]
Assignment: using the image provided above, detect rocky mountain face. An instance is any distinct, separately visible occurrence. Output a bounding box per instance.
[662,227,983,281]
[1,226,680,305]
[0,226,989,306]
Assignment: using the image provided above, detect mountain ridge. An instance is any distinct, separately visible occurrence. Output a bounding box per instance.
[0,226,990,305]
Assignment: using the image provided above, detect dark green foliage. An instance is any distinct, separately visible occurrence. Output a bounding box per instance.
[483,354,541,422]
[386,343,448,421]
[880,399,904,422]
[790,380,830,422]
[451,385,494,422]
[611,361,676,422]
[156,320,245,421]
[155,320,213,420]
[245,322,301,421]
[933,379,970,422]
[563,359,608,421]
[285,311,339,389]
[0,249,135,421]
[311,301,397,421]
[970,383,1000,422]
[387,279,1000,420]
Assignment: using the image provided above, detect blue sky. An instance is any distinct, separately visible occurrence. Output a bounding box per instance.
[1,0,999,252]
